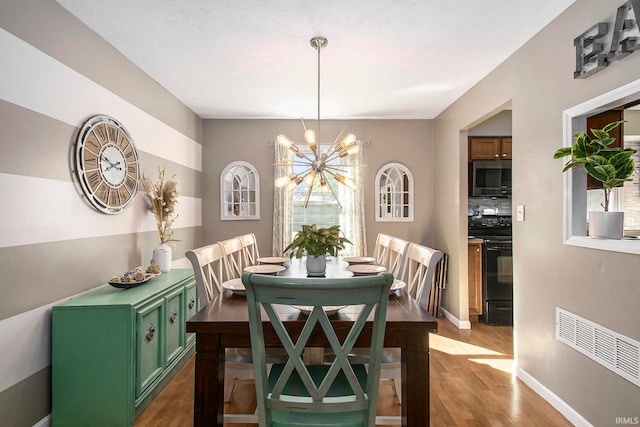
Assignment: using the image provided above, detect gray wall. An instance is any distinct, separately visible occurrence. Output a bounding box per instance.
[0,1,202,425]
[202,119,435,256]
[433,0,640,424]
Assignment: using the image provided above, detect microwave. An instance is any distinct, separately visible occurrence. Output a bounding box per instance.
[470,160,512,197]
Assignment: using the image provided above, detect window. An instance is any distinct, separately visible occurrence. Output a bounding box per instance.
[273,142,365,256]
[375,163,414,222]
[220,161,259,220]
[561,78,640,254]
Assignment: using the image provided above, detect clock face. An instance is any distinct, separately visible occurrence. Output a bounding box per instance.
[74,115,139,214]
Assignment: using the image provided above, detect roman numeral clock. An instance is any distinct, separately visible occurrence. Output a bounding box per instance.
[74,115,139,214]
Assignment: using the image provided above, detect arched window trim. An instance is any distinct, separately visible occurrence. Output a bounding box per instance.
[220,161,260,220]
[375,162,414,222]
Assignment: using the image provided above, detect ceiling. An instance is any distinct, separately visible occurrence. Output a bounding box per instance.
[56,0,575,120]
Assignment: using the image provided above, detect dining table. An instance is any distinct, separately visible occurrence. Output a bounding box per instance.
[186,256,438,426]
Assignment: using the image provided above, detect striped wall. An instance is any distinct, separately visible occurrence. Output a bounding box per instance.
[0,2,202,425]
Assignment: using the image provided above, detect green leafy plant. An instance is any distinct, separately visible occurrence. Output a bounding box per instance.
[284,224,352,258]
[553,121,637,211]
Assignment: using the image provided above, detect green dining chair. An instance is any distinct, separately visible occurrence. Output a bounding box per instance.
[242,271,394,427]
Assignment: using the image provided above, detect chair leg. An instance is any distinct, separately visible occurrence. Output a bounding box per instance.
[392,378,402,404]
[224,379,236,403]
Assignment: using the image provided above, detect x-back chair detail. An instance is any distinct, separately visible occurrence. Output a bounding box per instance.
[243,272,394,427]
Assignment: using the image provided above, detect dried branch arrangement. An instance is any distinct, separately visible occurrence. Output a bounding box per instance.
[141,166,179,243]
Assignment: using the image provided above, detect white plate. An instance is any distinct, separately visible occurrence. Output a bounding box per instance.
[291,305,346,316]
[222,278,246,295]
[345,264,387,275]
[244,264,286,274]
[342,256,375,264]
[390,279,406,292]
[257,256,290,265]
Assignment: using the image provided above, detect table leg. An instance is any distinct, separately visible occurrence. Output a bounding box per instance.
[403,333,430,426]
[193,333,224,427]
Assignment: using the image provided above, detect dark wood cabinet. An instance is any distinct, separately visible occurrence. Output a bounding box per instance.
[468,240,483,318]
[469,137,512,161]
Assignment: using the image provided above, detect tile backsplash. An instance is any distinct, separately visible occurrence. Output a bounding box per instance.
[468,197,512,216]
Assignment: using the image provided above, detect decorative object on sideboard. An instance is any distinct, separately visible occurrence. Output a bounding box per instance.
[274,37,360,208]
[141,166,179,271]
[108,263,160,289]
[284,224,352,276]
[73,115,140,214]
[554,120,637,239]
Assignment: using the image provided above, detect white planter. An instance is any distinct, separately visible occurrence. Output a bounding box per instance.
[152,243,172,272]
[305,255,327,277]
[589,211,624,240]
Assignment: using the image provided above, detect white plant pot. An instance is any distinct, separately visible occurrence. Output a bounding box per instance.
[152,243,172,272]
[588,211,624,240]
[306,255,327,277]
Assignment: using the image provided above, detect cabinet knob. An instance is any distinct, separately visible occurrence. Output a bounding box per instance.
[502,153,507,157]
[170,308,178,323]
[188,297,195,310]
[145,325,156,342]
[476,247,480,252]
[494,154,499,158]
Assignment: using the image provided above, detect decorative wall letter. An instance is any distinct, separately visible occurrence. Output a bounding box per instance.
[608,0,640,62]
[574,23,609,79]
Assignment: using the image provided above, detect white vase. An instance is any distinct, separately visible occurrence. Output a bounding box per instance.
[306,255,327,277]
[588,211,624,240]
[152,243,172,272]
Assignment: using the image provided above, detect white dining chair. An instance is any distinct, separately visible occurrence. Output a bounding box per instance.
[372,233,410,290]
[351,241,444,404]
[186,241,258,405]
[238,232,260,266]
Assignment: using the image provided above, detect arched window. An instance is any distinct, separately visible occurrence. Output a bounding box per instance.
[375,163,414,222]
[220,161,259,220]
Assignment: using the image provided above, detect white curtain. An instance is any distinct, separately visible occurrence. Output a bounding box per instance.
[272,142,292,256]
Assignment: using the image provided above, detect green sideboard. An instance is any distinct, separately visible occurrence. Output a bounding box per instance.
[52,269,198,427]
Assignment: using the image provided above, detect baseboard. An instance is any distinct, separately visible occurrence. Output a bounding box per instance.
[439,307,471,329]
[516,366,592,427]
[33,414,51,427]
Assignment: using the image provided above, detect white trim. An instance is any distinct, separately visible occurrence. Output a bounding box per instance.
[561,78,640,254]
[439,307,471,330]
[33,414,51,427]
[0,173,201,248]
[516,366,593,427]
[0,27,201,172]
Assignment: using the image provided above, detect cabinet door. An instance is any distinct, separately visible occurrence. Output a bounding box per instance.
[500,137,512,159]
[469,137,501,160]
[165,287,185,365]
[136,300,164,397]
[468,243,483,316]
[185,282,198,345]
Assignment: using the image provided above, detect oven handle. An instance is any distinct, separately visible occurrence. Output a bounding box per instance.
[485,245,512,251]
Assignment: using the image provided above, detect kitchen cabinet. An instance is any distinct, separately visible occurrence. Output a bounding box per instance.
[469,137,512,160]
[52,269,197,427]
[468,240,483,318]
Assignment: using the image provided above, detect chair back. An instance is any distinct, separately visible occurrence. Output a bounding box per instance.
[242,272,394,427]
[372,234,410,279]
[401,243,444,310]
[185,243,225,309]
[238,233,260,266]
[219,237,246,281]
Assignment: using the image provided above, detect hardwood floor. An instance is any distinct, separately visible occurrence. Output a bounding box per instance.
[134,318,572,426]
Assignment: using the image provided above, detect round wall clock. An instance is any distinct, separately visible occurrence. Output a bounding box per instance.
[74,115,139,214]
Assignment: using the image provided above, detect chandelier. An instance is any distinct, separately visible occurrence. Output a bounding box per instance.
[274,36,359,208]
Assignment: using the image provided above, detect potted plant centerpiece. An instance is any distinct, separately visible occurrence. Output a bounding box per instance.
[553,121,637,239]
[284,224,352,276]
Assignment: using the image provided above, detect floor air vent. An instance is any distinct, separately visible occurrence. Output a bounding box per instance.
[556,307,640,388]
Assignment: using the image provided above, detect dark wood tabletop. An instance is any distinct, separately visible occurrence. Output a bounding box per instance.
[186,259,438,426]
